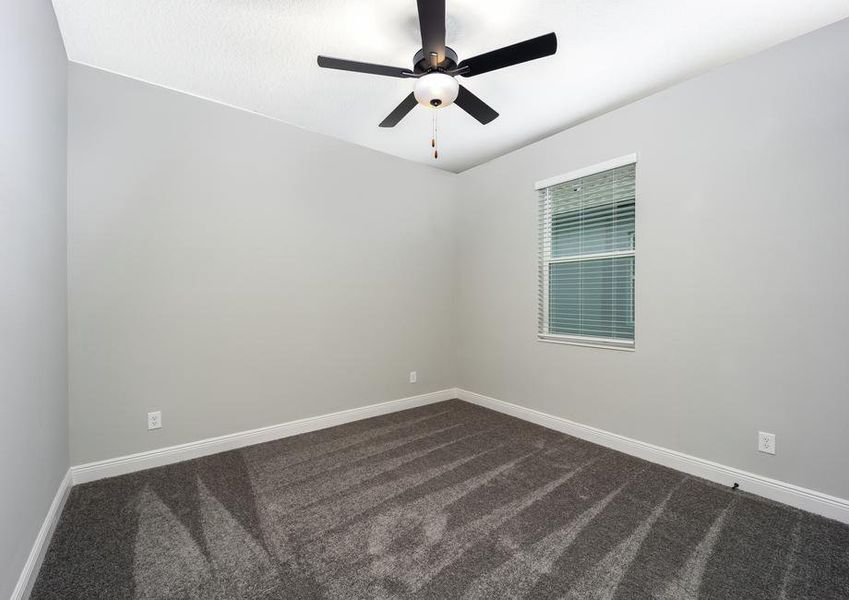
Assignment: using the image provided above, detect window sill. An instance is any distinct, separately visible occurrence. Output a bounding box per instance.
[537,334,635,352]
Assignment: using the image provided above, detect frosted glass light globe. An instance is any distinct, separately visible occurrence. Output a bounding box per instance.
[414,73,459,108]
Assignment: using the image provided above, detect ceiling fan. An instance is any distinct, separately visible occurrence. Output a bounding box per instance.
[317,0,557,127]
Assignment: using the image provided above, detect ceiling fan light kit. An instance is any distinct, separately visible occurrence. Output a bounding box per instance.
[317,0,557,130]
[415,72,459,108]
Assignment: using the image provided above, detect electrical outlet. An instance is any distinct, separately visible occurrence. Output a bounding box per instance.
[148,411,162,430]
[758,431,775,455]
[409,371,417,384]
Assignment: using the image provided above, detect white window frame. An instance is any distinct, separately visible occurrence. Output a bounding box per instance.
[536,154,637,351]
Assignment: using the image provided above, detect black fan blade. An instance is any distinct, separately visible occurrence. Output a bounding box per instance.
[457,32,557,77]
[416,0,446,65]
[317,56,414,78]
[455,85,498,124]
[379,93,418,127]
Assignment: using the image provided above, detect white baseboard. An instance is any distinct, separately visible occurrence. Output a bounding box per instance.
[11,469,73,600]
[456,388,849,524]
[71,388,457,485]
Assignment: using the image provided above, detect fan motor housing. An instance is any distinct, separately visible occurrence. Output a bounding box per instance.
[413,47,459,74]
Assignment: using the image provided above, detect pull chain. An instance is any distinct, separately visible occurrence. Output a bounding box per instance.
[431,112,435,148]
[431,111,438,159]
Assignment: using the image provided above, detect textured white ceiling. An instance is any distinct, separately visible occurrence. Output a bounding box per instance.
[52,0,849,172]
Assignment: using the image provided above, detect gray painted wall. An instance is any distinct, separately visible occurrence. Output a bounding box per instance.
[0,1,69,597]
[456,19,849,499]
[68,64,458,464]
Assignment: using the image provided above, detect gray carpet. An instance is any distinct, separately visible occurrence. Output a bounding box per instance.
[31,400,849,599]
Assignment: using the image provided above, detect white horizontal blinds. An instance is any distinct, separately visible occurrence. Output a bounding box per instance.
[538,162,636,345]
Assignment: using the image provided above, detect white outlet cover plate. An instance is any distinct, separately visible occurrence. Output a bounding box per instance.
[758,431,775,455]
[148,411,162,430]
[409,371,417,383]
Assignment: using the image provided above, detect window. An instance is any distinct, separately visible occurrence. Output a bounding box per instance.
[536,155,636,350]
